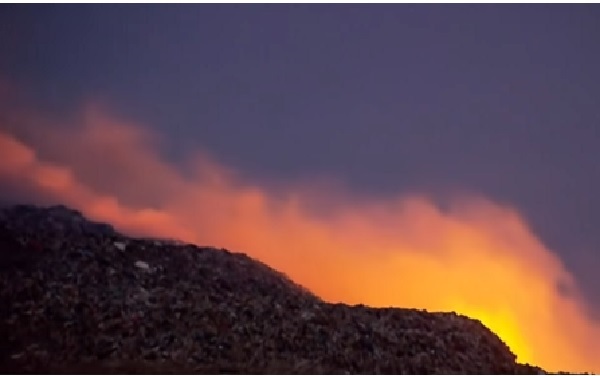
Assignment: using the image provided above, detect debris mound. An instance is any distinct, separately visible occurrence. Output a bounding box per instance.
[0,204,549,374]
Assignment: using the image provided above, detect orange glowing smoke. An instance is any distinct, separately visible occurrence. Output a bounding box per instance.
[0,102,599,373]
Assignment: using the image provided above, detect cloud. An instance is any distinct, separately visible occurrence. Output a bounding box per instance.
[0,100,599,372]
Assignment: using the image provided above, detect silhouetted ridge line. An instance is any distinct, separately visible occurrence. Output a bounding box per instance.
[0,203,566,374]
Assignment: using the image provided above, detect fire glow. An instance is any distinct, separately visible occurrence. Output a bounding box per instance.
[0,103,599,373]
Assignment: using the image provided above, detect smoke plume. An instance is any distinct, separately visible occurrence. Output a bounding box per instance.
[0,99,598,372]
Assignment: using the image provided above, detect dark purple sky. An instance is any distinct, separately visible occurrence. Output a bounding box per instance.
[1,5,600,311]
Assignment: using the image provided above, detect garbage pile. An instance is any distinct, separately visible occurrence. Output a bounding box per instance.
[0,204,548,374]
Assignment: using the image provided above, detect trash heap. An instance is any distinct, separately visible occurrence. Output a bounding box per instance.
[0,204,549,374]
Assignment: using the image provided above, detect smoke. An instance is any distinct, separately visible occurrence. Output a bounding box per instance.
[1,100,599,373]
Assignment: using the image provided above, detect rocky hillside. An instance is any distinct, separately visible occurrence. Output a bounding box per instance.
[0,204,549,374]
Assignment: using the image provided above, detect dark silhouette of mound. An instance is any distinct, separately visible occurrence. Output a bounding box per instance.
[0,204,552,374]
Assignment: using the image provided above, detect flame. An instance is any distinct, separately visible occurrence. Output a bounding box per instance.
[0,102,599,373]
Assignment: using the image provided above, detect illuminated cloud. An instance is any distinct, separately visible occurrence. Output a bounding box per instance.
[0,102,598,373]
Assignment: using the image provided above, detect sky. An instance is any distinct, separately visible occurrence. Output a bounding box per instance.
[1,4,600,372]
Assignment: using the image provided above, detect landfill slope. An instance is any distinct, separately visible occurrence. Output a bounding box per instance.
[0,204,549,374]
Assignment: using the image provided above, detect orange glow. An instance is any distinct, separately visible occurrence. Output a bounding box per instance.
[0,104,599,373]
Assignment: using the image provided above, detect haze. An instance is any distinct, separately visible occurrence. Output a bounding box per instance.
[1,4,599,372]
